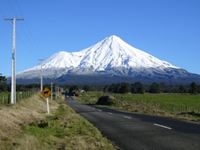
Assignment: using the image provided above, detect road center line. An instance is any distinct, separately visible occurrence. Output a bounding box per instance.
[123,115,132,119]
[108,112,113,115]
[97,109,102,112]
[154,123,172,130]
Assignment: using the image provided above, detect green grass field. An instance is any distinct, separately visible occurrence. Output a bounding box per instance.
[113,93,200,113]
[79,91,200,122]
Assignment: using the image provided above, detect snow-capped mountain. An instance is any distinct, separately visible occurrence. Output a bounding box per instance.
[17,35,200,84]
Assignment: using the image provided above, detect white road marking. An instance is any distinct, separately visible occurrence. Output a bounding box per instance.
[154,123,172,130]
[97,109,102,112]
[108,112,113,115]
[123,115,132,119]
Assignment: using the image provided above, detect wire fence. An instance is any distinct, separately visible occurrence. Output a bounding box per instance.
[0,91,35,105]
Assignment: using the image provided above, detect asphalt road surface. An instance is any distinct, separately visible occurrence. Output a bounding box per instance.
[66,97,200,150]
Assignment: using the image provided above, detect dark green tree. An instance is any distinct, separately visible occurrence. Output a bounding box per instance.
[0,74,7,92]
[197,85,200,93]
[131,82,144,94]
[103,85,109,93]
[189,82,198,94]
[0,75,6,81]
[178,85,187,93]
[159,82,166,93]
[82,85,90,92]
[69,85,79,92]
[118,83,130,94]
[149,82,160,93]
[108,84,118,93]
[69,85,80,96]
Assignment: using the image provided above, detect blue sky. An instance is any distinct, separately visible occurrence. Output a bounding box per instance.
[0,0,200,76]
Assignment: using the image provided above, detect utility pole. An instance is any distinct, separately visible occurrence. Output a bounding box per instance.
[51,82,53,100]
[55,85,57,99]
[38,59,44,92]
[5,17,24,104]
[40,65,43,92]
[55,85,59,99]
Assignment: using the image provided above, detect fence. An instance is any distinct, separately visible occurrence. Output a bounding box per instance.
[0,91,35,105]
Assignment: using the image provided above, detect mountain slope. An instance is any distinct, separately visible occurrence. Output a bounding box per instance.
[17,35,200,84]
[78,35,178,70]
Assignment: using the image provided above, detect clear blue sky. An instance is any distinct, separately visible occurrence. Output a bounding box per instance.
[0,0,200,76]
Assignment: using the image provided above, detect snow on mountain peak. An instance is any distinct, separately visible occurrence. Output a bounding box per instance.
[106,34,122,41]
[76,35,178,70]
[23,35,179,74]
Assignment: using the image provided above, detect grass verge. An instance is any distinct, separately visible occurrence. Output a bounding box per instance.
[0,94,116,150]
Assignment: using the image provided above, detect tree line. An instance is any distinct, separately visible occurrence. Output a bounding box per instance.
[0,74,40,92]
[64,81,200,95]
[103,82,200,94]
[1,73,200,94]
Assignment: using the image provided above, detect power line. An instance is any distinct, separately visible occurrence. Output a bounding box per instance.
[38,59,45,92]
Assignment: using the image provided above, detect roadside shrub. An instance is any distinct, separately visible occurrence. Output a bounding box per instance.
[96,95,115,105]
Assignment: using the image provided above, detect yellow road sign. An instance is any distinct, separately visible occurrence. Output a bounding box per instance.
[42,88,51,98]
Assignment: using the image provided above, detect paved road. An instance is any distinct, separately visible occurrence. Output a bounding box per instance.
[66,97,200,150]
